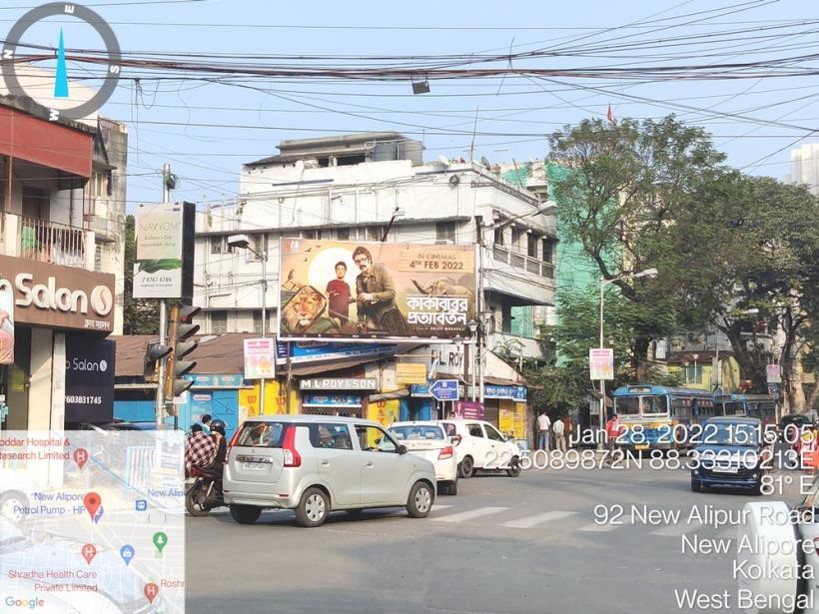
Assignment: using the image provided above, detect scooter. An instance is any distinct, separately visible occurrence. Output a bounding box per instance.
[185,465,225,517]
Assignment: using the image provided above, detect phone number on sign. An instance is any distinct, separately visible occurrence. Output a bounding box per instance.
[65,395,103,405]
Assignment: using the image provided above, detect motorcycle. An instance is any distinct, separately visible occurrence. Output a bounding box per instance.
[185,465,225,516]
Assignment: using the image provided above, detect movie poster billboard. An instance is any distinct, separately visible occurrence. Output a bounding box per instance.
[279,239,476,340]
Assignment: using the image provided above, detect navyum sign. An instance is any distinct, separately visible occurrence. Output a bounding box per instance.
[0,255,115,333]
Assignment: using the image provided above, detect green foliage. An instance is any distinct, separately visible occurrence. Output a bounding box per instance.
[123,214,160,335]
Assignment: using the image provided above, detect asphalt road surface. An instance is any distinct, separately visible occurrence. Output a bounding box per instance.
[186,462,808,614]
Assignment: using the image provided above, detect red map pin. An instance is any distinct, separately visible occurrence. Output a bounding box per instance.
[144,583,159,604]
[81,543,97,564]
[74,448,88,470]
[83,492,101,520]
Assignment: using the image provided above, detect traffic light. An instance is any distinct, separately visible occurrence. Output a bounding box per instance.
[143,342,171,382]
[164,304,201,398]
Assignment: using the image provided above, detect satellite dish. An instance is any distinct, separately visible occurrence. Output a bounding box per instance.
[449,174,460,186]
[480,156,491,169]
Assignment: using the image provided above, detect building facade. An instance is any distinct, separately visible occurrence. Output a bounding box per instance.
[0,96,125,431]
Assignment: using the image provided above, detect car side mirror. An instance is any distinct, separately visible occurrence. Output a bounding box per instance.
[450,435,461,446]
[398,445,407,455]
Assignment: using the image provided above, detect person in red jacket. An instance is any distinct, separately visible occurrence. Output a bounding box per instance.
[605,413,623,463]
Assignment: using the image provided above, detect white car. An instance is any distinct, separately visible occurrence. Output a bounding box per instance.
[389,421,459,495]
[437,419,522,478]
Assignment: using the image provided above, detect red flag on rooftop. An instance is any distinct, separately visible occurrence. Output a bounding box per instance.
[606,104,614,125]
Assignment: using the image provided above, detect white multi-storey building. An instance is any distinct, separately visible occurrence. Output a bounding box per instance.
[194,132,556,360]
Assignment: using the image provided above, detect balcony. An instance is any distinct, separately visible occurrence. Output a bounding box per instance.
[86,207,123,243]
[1,213,93,269]
[492,245,554,279]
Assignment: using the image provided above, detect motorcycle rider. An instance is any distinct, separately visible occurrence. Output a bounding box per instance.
[185,423,217,476]
[209,419,228,480]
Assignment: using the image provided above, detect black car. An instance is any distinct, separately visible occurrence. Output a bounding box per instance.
[779,414,813,441]
[690,416,768,494]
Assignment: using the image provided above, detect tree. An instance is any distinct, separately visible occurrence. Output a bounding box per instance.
[123,214,160,335]
[547,115,726,379]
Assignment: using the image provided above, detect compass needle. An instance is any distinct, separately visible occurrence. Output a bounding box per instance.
[54,28,69,99]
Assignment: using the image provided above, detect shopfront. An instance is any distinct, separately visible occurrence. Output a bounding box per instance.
[298,377,378,418]
[0,255,115,431]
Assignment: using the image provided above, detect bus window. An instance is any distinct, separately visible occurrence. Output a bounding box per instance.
[614,397,640,415]
[641,396,668,416]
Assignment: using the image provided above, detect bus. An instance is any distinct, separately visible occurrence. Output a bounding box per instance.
[713,393,777,426]
[612,385,717,451]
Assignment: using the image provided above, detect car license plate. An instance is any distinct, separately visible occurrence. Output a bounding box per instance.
[635,444,649,450]
[713,466,738,473]
[242,462,267,471]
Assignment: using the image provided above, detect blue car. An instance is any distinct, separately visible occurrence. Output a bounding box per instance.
[690,416,768,495]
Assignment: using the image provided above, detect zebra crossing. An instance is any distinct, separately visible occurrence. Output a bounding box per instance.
[421,503,740,540]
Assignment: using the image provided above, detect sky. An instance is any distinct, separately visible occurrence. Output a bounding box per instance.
[3,0,818,210]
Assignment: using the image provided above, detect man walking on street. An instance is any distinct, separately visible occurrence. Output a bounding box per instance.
[553,416,566,453]
[537,411,552,451]
[605,413,622,464]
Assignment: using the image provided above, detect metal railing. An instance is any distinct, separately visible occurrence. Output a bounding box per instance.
[492,245,555,279]
[17,215,86,267]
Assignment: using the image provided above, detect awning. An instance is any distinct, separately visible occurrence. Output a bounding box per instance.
[289,356,383,377]
[368,389,410,402]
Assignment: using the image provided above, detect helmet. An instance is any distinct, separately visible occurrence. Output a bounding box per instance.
[210,419,226,436]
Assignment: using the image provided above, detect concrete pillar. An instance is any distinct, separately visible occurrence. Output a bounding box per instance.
[27,328,54,430]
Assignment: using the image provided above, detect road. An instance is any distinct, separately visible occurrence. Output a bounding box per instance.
[186,463,808,614]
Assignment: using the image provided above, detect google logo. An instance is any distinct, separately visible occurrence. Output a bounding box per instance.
[4,596,45,609]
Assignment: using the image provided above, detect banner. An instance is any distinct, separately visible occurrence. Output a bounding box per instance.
[133,203,184,298]
[279,239,476,340]
[766,364,781,384]
[589,348,614,380]
[0,289,14,364]
[243,338,276,379]
[64,334,115,423]
[396,363,428,385]
[454,401,485,420]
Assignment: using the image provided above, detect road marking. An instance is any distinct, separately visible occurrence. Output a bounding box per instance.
[650,521,702,537]
[432,506,510,523]
[502,511,577,529]
[431,505,454,512]
[578,516,633,533]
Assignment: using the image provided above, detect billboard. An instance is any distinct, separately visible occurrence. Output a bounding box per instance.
[133,203,184,299]
[279,239,476,340]
[64,334,115,423]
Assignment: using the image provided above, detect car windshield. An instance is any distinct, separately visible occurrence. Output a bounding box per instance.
[235,422,285,447]
[614,397,640,415]
[703,422,760,446]
[390,425,444,440]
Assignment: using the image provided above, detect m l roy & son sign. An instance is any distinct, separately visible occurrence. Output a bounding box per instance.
[0,255,115,332]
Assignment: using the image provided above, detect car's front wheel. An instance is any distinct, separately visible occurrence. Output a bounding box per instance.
[296,487,330,528]
[690,478,702,493]
[407,481,434,518]
[507,457,521,477]
[459,456,474,479]
[230,504,262,525]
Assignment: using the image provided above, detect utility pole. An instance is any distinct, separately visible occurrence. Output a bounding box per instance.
[475,216,485,405]
[154,163,171,427]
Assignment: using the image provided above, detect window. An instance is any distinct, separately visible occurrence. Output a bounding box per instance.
[494,227,505,246]
[436,221,456,244]
[389,425,444,441]
[355,425,398,453]
[640,396,669,415]
[511,228,523,249]
[247,235,267,261]
[210,236,226,254]
[484,424,505,441]
[235,421,285,447]
[366,226,385,242]
[309,423,353,450]
[302,229,322,240]
[541,239,553,263]
[613,397,640,415]
[684,365,703,384]
[336,227,350,241]
[467,423,484,438]
[94,245,103,272]
[527,233,537,257]
[441,422,457,437]
[210,312,227,334]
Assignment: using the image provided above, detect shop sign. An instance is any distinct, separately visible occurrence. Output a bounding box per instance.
[300,378,378,391]
[276,340,397,365]
[190,374,244,388]
[396,363,428,385]
[454,401,485,420]
[0,255,114,332]
[303,393,362,408]
[483,385,527,401]
[64,334,115,423]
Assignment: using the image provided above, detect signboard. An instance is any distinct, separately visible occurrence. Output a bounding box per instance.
[243,338,276,379]
[767,383,781,401]
[484,385,527,401]
[190,374,245,388]
[300,378,378,391]
[302,393,362,408]
[454,401,485,420]
[396,363,427,385]
[430,379,459,401]
[766,364,781,384]
[0,254,114,332]
[0,289,14,364]
[133,203,184,298]
[64,334,115,423]
[276,340,397,365]
[279,239,476,340]
[589,348,614,380]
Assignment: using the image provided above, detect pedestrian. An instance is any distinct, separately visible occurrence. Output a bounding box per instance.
[194,413,212,435]
[562,414,575,449]
[553,416,566,453]
[605,413,623,463]
[537,411,552,451]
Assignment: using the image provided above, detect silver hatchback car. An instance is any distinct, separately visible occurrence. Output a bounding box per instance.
[223,415,437,527]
